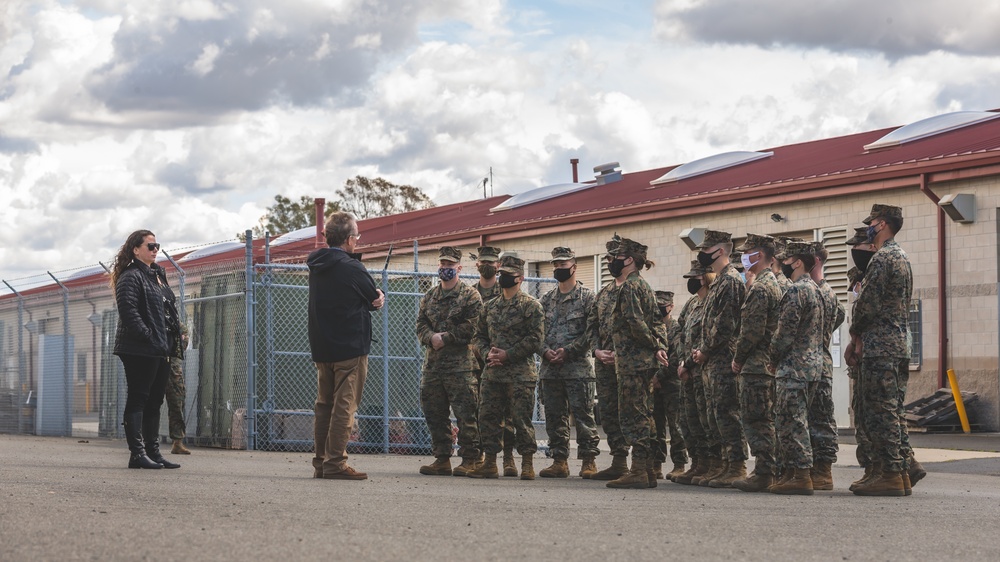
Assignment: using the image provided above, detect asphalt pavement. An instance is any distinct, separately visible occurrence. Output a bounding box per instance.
[2,434,999,561]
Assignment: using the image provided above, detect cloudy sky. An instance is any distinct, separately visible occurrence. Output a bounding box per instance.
[2,0,999,288]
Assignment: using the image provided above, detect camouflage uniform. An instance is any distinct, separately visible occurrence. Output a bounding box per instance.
[733,259,782,476]
[851,234,913,474]
[610,262,669,463]
[416,260,484,461]
[474,259,544,457]
[587,266,629,459]
[676,293,711,461]
[472,246,515,457]
[654,311,688,467]
[165,323,188,441]
[701,260,748,463]
[811,276,846,464]
[770,258,825,470]
[539,277,599,460]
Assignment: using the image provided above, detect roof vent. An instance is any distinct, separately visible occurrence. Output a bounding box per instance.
[594,162,622,185]
[863,111,1000,151]
[649,151,773,186]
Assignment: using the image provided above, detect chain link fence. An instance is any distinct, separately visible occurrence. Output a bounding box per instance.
[1,237,560,455]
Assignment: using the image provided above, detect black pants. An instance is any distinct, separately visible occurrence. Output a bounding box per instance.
[120,354,171,419]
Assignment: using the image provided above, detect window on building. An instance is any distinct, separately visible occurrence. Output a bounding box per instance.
[909,300,922,369]
[77,352,87,382]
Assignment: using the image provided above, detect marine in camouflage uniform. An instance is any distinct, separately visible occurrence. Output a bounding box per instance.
[695,229,748,487]
[846,262,874,476]
[472,245,517,475]
[652,290,687,479]
[416,247,485,476]
[672,260,716,485]
[850,204,915,496]
[166,322,190,454]
[769,241,826,495]
[731,234,783,492]
[468,255,544,480]
[772,238,795,293]
[606,238,669,489]
[587,236,631,480]
[537,247,599,478]
[808,241,846,490]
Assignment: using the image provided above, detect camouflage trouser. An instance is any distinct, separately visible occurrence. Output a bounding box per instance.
[479,380,538,456]
[807,377,839,464]
[480,360,516,455]
[775,378,817,469]
[707,359,748,462]
[541,379,600,459]
[739,373,776,475]
[165,356,186,441]
[420,371,481,460]
[617,367,657,461]
[849,367,872,466]
[857,356,911,472]
[680,367,710,458]
[652,372,688,465]
[595,361,629,457]
[697,367,723,458]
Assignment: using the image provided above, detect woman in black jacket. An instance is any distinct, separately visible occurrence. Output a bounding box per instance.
[109,230,182,470]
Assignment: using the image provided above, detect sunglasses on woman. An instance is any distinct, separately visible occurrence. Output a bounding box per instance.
[146,243,160,251]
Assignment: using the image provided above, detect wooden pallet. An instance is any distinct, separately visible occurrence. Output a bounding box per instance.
[903,388,978,429]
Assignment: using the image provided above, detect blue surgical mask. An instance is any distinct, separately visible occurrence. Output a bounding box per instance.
[866,223,879,242]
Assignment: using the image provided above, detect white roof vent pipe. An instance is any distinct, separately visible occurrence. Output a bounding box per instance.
[594,162,622,185]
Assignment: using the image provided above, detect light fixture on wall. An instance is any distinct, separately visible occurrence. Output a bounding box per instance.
[939,193,975,223]
[770,213,784,223]
[679,227,707,250]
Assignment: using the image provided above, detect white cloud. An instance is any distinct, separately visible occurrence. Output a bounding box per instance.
[188,43,222,76]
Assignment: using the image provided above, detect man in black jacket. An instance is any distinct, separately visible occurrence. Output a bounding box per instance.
[308,212,384,480]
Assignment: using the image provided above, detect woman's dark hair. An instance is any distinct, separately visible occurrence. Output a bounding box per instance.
[109,230,154,293]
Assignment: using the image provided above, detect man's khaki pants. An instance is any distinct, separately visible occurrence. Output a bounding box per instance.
[313,356,368,475]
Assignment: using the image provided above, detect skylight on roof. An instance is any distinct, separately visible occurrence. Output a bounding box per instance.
[864,111,1000,151]
[649,151,773,186]
[490,182,595,212]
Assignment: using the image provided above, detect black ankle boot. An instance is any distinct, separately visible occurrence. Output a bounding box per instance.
[143,412,180,469]
[124,412,162,469]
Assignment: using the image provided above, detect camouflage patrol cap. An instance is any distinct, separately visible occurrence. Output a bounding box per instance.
[736,233,776,253]
[604,233,622,257]
[438,246,462,263]
[862,203,903,225]
[616,237,648,261]
[498,255,525,275]
[695,229,732,250]
[476,246,502,262]
[783,241,815,260]
[550,247,576,262]
[655,290,674,306]
[847,266,863,287]
[845,226,870,246]
[683,259,709,278]
[730,251,745,272]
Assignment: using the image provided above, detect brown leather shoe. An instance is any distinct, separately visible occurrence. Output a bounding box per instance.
[323,466,368,480]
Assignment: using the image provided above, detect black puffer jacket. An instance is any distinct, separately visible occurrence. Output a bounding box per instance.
[113,260,171,358]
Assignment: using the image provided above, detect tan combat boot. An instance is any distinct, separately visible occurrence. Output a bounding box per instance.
[770,467,814,495]
[667,461,686,481]
[709,460,746,488]
[902,470,912,496]
[652,461,664,480]
[646,458,658,489]
[171,440,191,455]
[700,459,729,487]
[520,455,535,480]
[810,460,834,491]
[579,456,598,479]
[452,457,480,477]
[674,456,704,485]
[591,455,629,481]
[539,457,569,478]
[853,470,905,497]
[908,457,927,487]
[767,468,792,492]
[502,453,518,477]
[733,469,775,493]
[606,458,650,489]
[690,457,719,486]
[467,453,499,479]
[850,462,880,492]
[419,456,452,476]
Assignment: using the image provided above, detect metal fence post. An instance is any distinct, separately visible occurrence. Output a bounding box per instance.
[3,281,26,433]
[244,230,257,451]
[46,272,71,436]
[381,268,390,453]
[161,251,186,324]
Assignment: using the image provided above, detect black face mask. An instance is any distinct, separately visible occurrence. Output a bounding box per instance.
[852,249,875,273]
[781,263,795,279]
[658,306,669,319]
[553,267,573,283]
[478,264,497,279]
[609,258,627,278]
[687,277,702,295]
[697,249,719,267]
[498,272,518,289]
